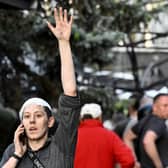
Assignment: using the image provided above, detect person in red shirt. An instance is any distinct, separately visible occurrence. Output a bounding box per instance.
[74,103,136,168]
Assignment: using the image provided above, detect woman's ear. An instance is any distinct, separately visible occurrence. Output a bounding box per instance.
[48,116,55,128]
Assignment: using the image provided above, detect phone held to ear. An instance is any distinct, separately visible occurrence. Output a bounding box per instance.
[19,129,27,145]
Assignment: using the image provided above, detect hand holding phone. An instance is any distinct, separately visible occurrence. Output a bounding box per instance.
[14,124,27,157]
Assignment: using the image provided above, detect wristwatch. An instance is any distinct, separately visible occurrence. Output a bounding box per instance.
[12,153,22,161]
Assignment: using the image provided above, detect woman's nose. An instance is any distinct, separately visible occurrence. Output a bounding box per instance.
[29,115,35,123]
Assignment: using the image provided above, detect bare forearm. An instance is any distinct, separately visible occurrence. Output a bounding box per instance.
[47,7,75,96]
[124,139,137,161]
[144,142,163,168]
[58,40,76,96]
[123,130,137,160]
[2,157,18,168]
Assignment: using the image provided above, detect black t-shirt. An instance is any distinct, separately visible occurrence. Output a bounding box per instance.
[132,114,168,168]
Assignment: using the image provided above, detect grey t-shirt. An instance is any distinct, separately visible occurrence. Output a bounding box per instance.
[0,94,80,168]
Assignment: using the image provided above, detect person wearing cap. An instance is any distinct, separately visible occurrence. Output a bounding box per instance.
[124,93,168,168]
[74,103,136,168]
[0,7,80,168]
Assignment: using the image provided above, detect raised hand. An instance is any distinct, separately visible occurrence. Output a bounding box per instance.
[47,7,73,41]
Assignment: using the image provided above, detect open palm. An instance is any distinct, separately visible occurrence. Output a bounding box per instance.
[47,7,73,41]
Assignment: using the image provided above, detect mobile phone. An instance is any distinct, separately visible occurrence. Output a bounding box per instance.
[19,129,27,145]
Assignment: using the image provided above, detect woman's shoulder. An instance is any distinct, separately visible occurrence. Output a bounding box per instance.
[3,143,15,155]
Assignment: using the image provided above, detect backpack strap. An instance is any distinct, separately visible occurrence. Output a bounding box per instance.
[27,150,45,168]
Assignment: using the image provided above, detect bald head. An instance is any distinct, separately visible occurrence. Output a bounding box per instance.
[153,94,168,119]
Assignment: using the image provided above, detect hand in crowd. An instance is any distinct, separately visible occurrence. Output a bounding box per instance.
[47,7,73,41]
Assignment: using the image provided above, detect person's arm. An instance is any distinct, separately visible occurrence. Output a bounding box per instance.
[1,157,19,168]
[143,130,163,168]
[47,7,76,97]
[123,128,141,168]
[123,128,138,161]
[0,124,27,168]
[47,7,80,159]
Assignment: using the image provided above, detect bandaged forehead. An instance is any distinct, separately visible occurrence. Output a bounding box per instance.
[19,97,52,120]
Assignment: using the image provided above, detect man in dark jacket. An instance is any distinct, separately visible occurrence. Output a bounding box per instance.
[0,7,80,168]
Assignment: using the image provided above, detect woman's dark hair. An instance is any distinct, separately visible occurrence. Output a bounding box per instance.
[44,106,52,118]
[43,106,59,135]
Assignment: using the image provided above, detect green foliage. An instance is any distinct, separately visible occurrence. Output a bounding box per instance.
[72,0,168,69]
[0,9,61,109]
[114,99,129,115]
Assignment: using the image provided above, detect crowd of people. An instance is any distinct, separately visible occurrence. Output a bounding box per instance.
[0,6,168,168]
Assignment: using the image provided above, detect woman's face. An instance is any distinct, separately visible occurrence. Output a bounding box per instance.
[22,104,50,141]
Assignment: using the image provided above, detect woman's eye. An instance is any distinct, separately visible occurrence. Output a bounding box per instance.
[36,114,43,118]
[23,115,30,119]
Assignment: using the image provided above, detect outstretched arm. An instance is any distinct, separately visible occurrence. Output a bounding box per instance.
[47,8,80,160]
[47,7,76,96]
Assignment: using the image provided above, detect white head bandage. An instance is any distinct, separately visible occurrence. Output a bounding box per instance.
[80,103,102,119]
[19,97,52,120]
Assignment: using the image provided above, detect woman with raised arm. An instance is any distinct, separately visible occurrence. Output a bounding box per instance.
[0,7,80,168]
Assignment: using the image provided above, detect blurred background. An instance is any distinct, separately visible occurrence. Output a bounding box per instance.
[0,0,168,158]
